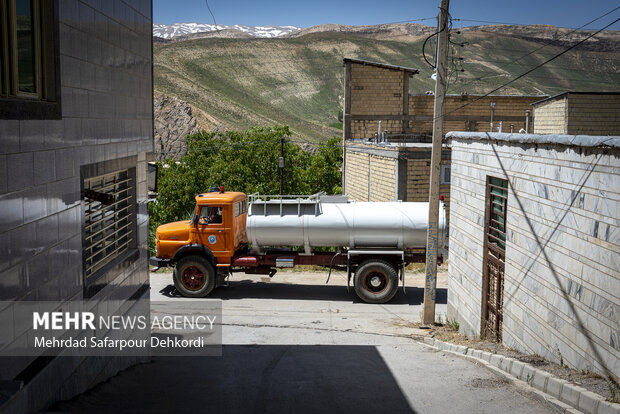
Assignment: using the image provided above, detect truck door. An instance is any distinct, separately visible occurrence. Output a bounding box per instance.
[195,205,229,258]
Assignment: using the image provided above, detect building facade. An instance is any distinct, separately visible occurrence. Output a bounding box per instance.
[342,58,545,140]
[446,131,619,380]
[0,0,153,411]
[343,58,419,140]
[344,142,451,219]
[342,58,545,218]
[532,92,620,135]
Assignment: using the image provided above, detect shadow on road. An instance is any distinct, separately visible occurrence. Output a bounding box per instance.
[158,281,447,305]
[50,345,417,414]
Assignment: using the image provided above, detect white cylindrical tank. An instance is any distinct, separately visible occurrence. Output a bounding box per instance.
[246,196,446,250]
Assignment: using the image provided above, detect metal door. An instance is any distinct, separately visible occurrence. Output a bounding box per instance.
[481,176,508,341]
[195,205,228,255]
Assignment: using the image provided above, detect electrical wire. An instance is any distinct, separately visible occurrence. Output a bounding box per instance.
[452,18,541,26]
[440,17,620,119]
[203,0,252,98]
[459,6,620,83]
[375,17,437,25]
[421,6,452,69]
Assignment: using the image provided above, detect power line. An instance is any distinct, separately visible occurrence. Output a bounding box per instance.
[375,17,437,25]
[441,17,620,118]
[460,62,620,75]
[457,6,620,82]
[422,12,452,68]
[203,0,252,99]
[452,18,533,26]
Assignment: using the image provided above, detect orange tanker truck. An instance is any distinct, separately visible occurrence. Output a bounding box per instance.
[150,188,447,304]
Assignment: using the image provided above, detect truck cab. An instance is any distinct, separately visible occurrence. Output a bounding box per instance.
[151,189,247,296]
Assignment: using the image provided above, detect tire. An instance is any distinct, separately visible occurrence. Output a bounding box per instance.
[353,259,399,304]
[173,255,216,298]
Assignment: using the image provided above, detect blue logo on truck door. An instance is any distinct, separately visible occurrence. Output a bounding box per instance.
[208,235,217,244]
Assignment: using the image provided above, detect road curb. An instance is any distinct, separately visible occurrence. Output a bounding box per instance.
[420,338,619,414]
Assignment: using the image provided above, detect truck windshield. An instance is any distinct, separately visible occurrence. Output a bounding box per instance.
[191,203,198,224]
[198,206,222,225]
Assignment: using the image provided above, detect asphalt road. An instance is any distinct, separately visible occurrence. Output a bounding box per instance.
[50,270,557,414]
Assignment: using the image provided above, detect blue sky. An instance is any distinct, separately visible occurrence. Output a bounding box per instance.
[154,0,620,30]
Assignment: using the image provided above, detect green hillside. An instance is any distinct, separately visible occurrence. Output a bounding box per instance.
[153,29,620,143]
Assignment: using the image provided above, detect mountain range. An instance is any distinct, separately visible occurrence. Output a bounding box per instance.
[153,23,300,39]
[152,23,620,144]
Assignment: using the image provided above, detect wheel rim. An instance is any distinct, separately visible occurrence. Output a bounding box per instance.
[181,266,206,290]
[363,271,387,293]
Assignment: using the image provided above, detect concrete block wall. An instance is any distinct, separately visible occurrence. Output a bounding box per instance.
[344,150,371,202]
[369,156,396,202]
[566,94,620,135]
[345,144,452,212]
[344,60,542,141]
[447,136,619,380]
[350,65,403,116]
[344,148,396,202]
[409,95,540,135]
[532,97,567,134]
[533,93,620,136]
[406,158,451,222]
[347,62,406,139]
[0,0,153,411]
[351,119,401,140]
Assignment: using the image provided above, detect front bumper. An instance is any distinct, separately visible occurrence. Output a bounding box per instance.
[149,256,172,268]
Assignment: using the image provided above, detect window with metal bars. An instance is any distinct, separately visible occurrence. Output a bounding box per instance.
[486,176,508,251]
[82,168,136,282]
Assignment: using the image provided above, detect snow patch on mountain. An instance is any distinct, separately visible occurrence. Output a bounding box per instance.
[153,23,300,39]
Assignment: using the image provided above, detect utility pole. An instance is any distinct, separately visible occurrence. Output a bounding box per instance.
[279,136,285,195]
[423,0,450,325]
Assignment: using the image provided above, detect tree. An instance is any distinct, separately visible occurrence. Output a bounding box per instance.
[149,126,342,238]
[303,136,343,195]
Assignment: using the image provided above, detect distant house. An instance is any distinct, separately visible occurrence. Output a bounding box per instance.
[0,0,153,411]
[342,58,545,141]
[344,141,453,223]
[342,58,545,219]
[342,58,420,140]
[446,131,619,380]
[532,92,620,135]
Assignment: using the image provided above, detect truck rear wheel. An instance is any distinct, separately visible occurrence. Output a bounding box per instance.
[173,255,216,298]
[354,259,399,304]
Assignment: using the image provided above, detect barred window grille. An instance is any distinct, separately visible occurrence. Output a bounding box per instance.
[83,169,135,280]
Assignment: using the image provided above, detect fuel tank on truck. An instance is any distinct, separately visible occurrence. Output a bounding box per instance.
[246,194,447,252]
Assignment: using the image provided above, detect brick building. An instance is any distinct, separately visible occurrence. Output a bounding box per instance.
[342,58,545,140]
[343,58,419,140]
[446,131,619,380]
[342,58,545,212]
[0,0,153,411]
[344,142,452,221]
[532,92,620,135]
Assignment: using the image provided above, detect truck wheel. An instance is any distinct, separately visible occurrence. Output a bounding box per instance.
[354,260,398,304]
[173,255,216,298]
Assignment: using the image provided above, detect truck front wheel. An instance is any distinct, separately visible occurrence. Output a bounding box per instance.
[173,255,216,298]
[354,259,399,304]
